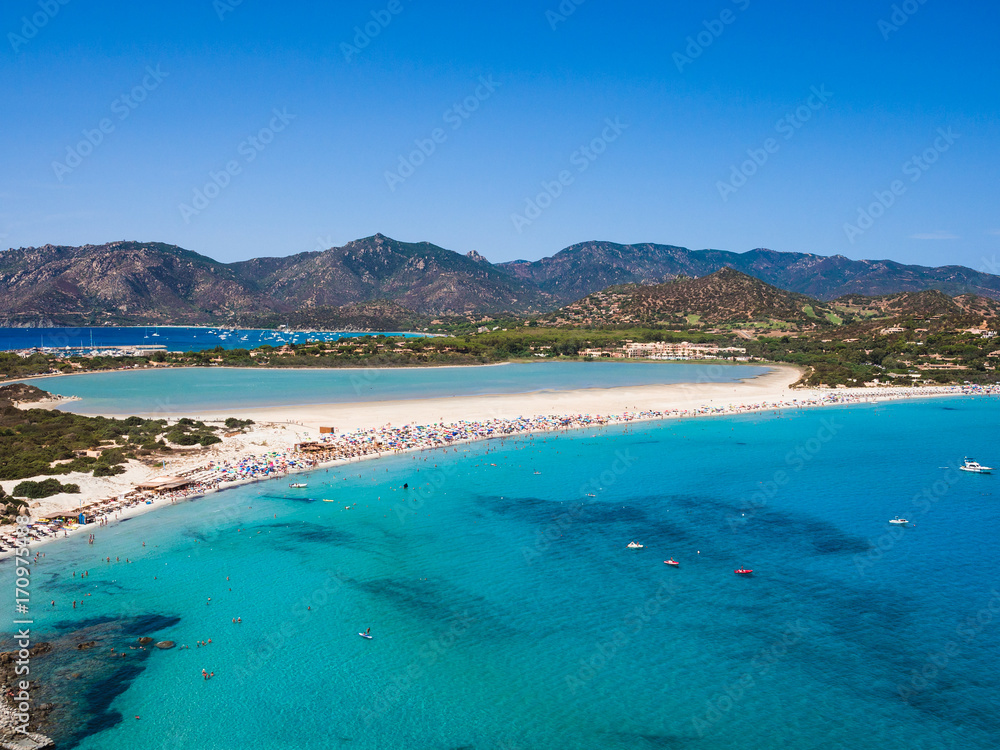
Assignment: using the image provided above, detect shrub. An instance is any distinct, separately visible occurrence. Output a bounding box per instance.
[12,478,79,499]
[96,448,126,466]
[169,432,201,446]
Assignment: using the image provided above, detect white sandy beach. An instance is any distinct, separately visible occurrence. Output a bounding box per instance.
[3,364,994,554]
[160,364,806,431]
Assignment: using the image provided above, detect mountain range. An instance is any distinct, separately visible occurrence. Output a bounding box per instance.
[2,234,999,326]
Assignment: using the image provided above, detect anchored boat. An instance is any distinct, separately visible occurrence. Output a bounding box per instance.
[960,458,993,474]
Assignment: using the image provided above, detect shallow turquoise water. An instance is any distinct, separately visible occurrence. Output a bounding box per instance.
[24,362,770,415]
[4,396,1000,749]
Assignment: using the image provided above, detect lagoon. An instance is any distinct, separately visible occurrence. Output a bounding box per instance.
[25,362,772,415]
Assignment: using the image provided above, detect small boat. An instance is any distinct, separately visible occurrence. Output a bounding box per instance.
[359,631,372,639]
[289,483,308,488]
[959,458,994,474]
[888,517,908,526]
[626,541,644,549]
[735,568,753,575]
[664,559,679,566]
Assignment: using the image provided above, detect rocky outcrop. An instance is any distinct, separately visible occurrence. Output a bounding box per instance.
[0,645,54,749]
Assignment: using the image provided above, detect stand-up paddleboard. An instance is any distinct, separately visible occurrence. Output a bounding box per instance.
[359,632,372,639]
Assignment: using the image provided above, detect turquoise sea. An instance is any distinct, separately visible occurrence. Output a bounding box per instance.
[0,327,416,353]
[3,396,999,749]
[24,362,771,415]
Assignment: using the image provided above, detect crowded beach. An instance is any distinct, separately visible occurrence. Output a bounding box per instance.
[2,378,997,554]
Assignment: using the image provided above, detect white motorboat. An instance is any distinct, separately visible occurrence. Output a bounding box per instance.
[626,541,643,549]
[888,517,908,526]
[959,458,993,474]
[289,482,308,488]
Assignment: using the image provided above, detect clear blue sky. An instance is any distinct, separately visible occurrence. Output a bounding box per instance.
[2,0,998,271]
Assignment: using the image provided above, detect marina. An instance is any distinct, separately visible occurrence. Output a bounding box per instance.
[0,326,420,354]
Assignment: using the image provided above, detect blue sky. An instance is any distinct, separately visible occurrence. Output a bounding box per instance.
[2,0,998,271]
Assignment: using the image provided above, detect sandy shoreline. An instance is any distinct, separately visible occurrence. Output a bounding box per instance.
[3,365,996,559]
[76,363,793,430]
